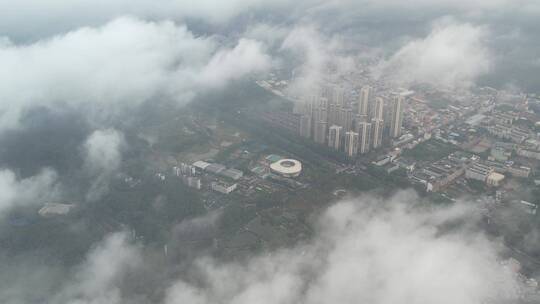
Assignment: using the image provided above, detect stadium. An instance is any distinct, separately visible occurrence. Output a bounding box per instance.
[270,159,302,177]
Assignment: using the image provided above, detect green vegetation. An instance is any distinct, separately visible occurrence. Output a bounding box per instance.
[193,84,347,167]
[0,213,103,265]
[214,142,243,162]
[332,173,380,192]
[222,112,337,168]
[154,132,210,154]
[219,202,256,234]
[531,188,540,205]
[85,176,205,245]
[467,179,486,193]
[427,192,454,205]
[366,165,411,189]
[403,139,458,161]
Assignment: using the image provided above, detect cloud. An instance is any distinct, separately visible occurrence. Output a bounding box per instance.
[0,168,60,217]
[82,129,125,202]
[243,24,290,49]
[54,231,142,304]
[1,1,540,302]
[200,38,272,87]
[375,21,491,90]
[330,0,512,10]
[0,17,271,133]
[0,0,298,40]
[172,210,221,239]
[0,192,527,303]
[2,0,534,40]
[162,192,521,304]
[280,25,354,97]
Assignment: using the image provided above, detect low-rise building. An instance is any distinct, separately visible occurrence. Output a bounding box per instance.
[205,163,227,174]
[410,171,432,188]
[507,166,531,178]
[490,146,512,162]
[383,162,400,174]
[192,160,211,171]
[211,182,237,194]
[393,158,416,172]
[487,124,529,143]
[392,133,414,147]
[372,154,392,166]
[517,148,540,160]
[493,112,515,125]
[466,163,494,182]
[483,160,531,178]
[486,172,505,187]
[38,203,75,217]
[421,158,465,191]
[509,200,538,215]
[220,168,244,180]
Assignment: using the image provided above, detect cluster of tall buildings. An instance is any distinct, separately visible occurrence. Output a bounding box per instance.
[294,85,405,158]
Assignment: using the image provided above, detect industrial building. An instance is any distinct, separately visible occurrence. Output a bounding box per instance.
[205,163,227,174]
[466,163,494,182]
[211,182,237,194]
[193,160,211,171]
[420,158,465,192]
[220,168,244,180]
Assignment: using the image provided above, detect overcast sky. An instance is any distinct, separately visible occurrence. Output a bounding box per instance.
[0,0,539,133]
[1,0,539,129]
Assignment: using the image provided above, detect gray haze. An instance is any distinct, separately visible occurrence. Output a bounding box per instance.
[0,1,539,303]
[6,192,521,304]
[82,129,125,202]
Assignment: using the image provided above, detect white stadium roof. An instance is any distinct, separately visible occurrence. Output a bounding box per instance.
[270,159,302,177]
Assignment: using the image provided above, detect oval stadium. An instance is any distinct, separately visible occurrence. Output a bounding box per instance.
[270,159,302,177]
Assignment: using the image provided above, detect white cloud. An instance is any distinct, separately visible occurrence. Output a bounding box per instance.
[243,24,290,48]
[200,39,272,87]
[55,231,142,304]
[1,192,524,303]
[82,129,125,202]
[163,192,521,304]
[0,17,271,132]
[0,168,60,217]
[173,210,221,235]
[375,21,491,89]
[280,25,354,97]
